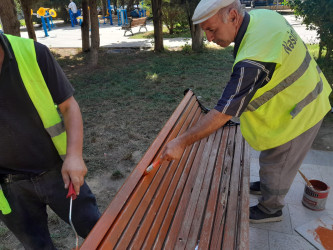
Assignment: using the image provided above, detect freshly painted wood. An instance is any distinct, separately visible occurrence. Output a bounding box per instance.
[80,91,250,250]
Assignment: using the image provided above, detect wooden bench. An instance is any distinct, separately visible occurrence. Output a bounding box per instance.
[122,17,148,36]
[80,89,250,249]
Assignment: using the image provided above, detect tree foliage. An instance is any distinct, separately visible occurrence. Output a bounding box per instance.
[162,1,187,34]
[289,0,333,60]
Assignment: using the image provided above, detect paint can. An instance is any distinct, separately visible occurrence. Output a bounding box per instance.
[302,180,330,211]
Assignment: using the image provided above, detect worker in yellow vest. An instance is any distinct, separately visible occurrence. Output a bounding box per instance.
[0,33,100,248]
[161,0,331,223]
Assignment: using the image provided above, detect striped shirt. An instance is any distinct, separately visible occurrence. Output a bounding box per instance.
[214,12,276,117]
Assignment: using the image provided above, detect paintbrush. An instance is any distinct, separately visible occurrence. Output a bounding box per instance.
[144,159,162,175]
[298,169,314,189]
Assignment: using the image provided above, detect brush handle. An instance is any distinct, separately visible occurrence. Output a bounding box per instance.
[298,170,313,187]
[144,159,162,175]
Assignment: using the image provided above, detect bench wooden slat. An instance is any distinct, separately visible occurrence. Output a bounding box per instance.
[173,132,215,249]
[237,136,250,249]
[99,96,200,248]
[131,18,145,26]
[113,106,202,249]
[197,127,229,249]
[140,113,204,249]
[80,90,250,250]
[184,128,224,250]
[80,91,196,250]
[128,109,203,249]
[210,126,236,249]
[221,126,243,249]
[162,136,208,249]
[147,137,204,249]
[163,130,218,249]
[129,143,195,249]
[175,129,222,249]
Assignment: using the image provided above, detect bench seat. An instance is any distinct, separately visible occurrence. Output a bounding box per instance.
[81,90,250,249]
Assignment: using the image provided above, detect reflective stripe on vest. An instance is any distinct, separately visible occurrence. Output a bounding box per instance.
[290,65,324,118]
[245,51,312,112]
[5,34,67,159]
[235,10,331,150]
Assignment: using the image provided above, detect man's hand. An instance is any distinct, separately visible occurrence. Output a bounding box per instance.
[161,137,187,162]
[161,109,232,162]
[61,155,87,195]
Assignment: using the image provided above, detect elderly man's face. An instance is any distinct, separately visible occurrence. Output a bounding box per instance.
[200,9,239,48]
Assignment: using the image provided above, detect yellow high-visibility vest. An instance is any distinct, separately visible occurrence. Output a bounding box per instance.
[236,10,331,151]
[5,34,67,159]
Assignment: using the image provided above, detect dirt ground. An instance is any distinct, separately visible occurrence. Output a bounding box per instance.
[0,48,332,250]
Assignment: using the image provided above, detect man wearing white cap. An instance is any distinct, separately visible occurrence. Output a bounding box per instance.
[161,0,331,223]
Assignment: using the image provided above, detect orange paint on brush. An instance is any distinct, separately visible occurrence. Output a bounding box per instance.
[314,226,333,250]
[144,159,162,175]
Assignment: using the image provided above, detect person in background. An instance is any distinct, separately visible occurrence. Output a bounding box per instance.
[68,0,79,25]
[161,0,331,223]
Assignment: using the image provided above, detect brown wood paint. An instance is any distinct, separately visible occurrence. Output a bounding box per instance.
[314,226,333,250]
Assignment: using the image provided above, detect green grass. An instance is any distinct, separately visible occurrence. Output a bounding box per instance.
[54,47,233,107]
[52,46,233,174]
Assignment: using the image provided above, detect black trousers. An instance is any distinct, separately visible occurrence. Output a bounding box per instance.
[0,169,100,250]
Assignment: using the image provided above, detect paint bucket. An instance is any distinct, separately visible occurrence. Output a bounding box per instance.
[302,180,330,211]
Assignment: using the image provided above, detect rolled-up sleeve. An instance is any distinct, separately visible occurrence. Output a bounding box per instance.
[214,60,276,117]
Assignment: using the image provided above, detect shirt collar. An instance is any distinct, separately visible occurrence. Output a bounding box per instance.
[233,12,250,58]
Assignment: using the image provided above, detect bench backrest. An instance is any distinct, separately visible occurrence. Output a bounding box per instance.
[130,17,146,27]
[80,90,249,249]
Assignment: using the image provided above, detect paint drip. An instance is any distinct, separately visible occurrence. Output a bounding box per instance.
[313,225,333,250]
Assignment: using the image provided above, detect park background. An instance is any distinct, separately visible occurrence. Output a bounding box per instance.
[0,0,332,249]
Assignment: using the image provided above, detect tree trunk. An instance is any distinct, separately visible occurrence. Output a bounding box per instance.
[325,44,332,60]
[152,0,164,52]
[20,0,36,41]
[81,0,90,52]
[89,0,100,66]
[0,0,20,36]
[102,0,107,16]
[184,0,203,52]
[127,0,135,13]
[191,23,203,52]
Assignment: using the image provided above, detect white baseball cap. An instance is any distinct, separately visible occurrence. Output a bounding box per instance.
[192,0,235,24]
